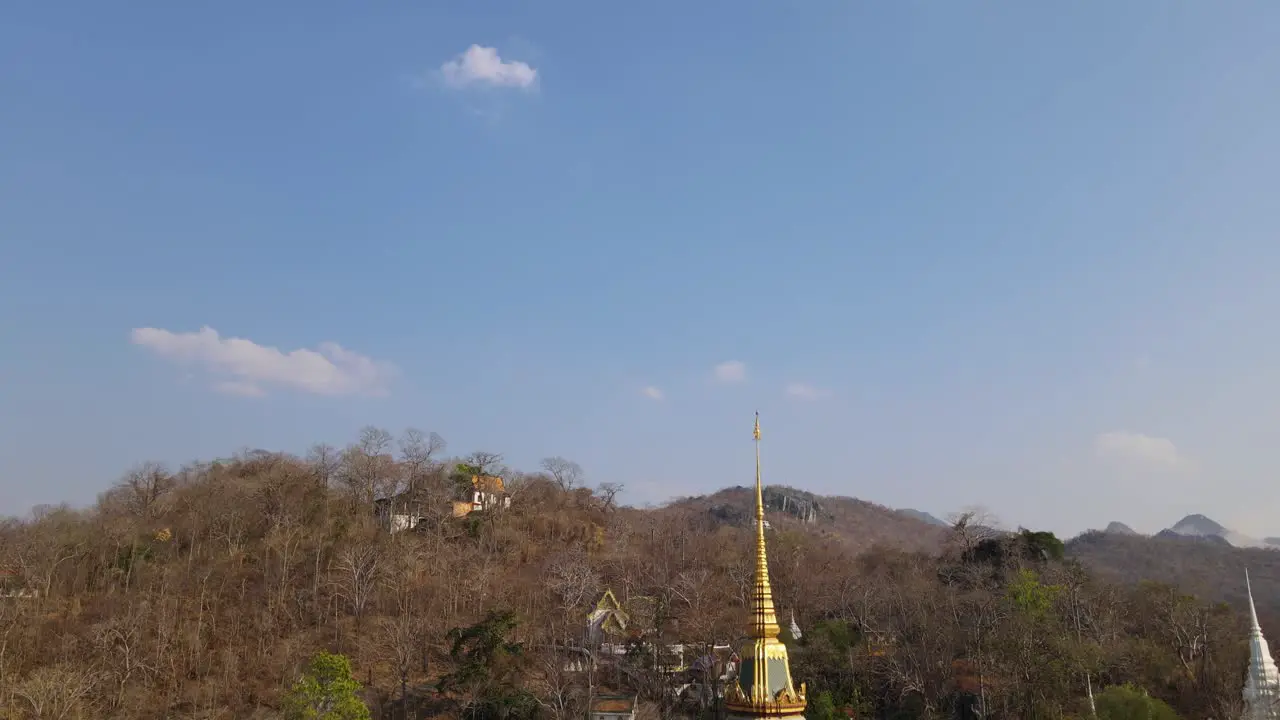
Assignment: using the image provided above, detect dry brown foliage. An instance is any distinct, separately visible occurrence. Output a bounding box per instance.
[0,432,1267,719]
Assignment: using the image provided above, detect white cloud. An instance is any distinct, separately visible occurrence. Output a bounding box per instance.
[785,382,827,400]
[1094,431,1184,469]
[641,386,664,401]
[439,45,538,90]
[713,360,747,384]
[131,326,396,398]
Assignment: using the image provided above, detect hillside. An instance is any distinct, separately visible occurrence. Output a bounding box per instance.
[663,485,951,554]
[897,508,950,528]
[1067,529,1280,627]
[0,430,1266,719]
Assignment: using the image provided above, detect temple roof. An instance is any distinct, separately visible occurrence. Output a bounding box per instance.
[591,695,636,713]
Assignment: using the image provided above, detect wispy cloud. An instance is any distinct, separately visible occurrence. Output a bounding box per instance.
[1094,430,1184,470]
[131,326,397,398]
[712,360,747,384]
[439,45,538,90]
[641,386,664,401]
[785,382,828,400]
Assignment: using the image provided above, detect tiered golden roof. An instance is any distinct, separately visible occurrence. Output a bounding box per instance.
[723,413,807,718]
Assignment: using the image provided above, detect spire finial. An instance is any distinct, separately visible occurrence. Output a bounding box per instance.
[750,412,777,639]
[1248,568,1262,630]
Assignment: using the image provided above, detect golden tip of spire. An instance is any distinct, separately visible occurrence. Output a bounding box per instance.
[753,412,761,440]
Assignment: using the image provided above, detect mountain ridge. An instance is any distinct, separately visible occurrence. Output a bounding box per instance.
[1161,513,1279,549]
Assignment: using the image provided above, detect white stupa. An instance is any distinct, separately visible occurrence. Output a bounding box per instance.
[1242,569,1280,720]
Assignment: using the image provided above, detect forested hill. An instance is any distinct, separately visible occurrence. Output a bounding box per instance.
[0,432,1267,719]
[1067,529,1280,629]
[658,484,951,554]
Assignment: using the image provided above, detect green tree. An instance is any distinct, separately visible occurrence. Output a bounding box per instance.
[1007,569,1060,620]
[282,651,371,720]
[452,462,482,496]
[439,610,539,720]
[1094,684,1180,720]
[806,691,843,720]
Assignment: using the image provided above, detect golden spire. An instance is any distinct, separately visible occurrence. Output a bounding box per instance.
[750,411,780,640]
[725,412,806,718]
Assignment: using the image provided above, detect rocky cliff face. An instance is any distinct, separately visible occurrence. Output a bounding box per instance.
[763,486,821,523]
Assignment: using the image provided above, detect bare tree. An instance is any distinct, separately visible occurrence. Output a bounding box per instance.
[340,426,396,509]
[334,545,383,630]
[541,457,585,492]
[947,506,1004,556]
[307,443,341,489]
[459,451,505,477]
[378,613,426,715]
[400,428,447,493]
[14,664,99,720]
[117,462,175,520]
[92,612,154,712]
[546,548,602,618]
[596,482,624,512]
[534,646,587,720]
[7,526,82,602]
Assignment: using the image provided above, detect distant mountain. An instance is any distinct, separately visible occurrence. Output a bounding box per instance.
[1266,537,1280,547]
[1066,530,1280,622]
[1104,521,1138,535]
[1162,513,1273,549]
[1168,514,1228,536]
[1155,528,1232,546]
[897,508,949,527]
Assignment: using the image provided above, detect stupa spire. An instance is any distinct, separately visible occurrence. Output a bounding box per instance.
[749,412,780,640]
[724,413,806,719]
[1242,569,1280,720]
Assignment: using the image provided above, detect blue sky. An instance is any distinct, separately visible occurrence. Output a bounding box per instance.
[3,2,1279,539]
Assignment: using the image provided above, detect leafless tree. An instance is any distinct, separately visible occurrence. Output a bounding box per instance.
[460,451,505,477]
[118,462,175,520]
[307,443,341,489]
[378,613,426,714]
[14,663,99,720]
[334,545,383,630]
[400,428,446,492]
[670,568,713,613]
[947,506,1004,556]
[596,482,624,512]
[0,595,30,688]
[541,457,585,492]
[546,548,602,617]
[341,426,396,509]
[92,612,154,712]
[7,528,82,603]
[534,646,586,720]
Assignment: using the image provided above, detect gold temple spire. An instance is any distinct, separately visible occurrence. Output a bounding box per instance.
[750,411,779,640]
[725,412,806,719]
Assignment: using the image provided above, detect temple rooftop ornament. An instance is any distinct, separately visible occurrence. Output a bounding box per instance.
[723,412,807,720]
[1243,569,1280,720]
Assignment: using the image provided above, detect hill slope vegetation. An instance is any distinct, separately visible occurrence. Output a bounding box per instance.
[0,428,1267,719]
